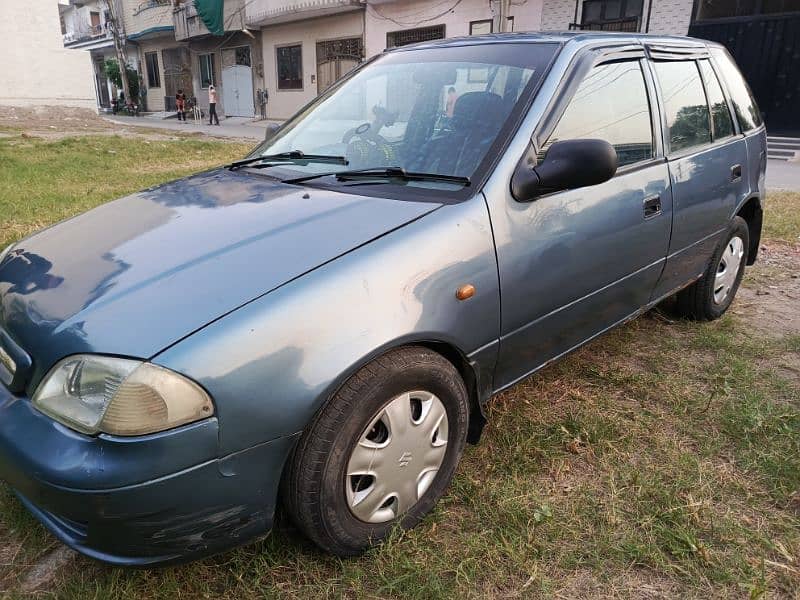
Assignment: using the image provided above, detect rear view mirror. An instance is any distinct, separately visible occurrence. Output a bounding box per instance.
[264,122,281,142]
[413,65,457,86]
[511,139,618,202]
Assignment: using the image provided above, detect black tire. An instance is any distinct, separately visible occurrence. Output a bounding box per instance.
[676,216,749,321]
[281,346,469,556]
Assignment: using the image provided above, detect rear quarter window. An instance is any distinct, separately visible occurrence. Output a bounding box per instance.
[709,47,763,132]
[652,60,711,154]
[699,59,735,141]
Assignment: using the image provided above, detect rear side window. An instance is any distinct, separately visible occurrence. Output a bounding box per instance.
[710,47,763,132]
[698,60,734,141]
[653,60,711,154]
[543,61,654,168]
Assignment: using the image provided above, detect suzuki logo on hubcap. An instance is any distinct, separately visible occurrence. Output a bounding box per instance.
[398,451,413,468]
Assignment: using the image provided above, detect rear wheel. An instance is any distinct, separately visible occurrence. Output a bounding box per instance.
[676,216,749,321]
[281,346,469,556]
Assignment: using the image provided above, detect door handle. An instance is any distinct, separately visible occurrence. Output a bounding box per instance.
[731,164,742,182]
[643,195,662,219]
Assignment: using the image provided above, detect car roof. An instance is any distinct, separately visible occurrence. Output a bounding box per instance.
[388,31,724,53]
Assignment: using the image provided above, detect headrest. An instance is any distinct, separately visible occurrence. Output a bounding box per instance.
[452,92,504,131]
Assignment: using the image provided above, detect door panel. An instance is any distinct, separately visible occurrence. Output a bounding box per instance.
[222,65,254,118]
[648,57,749,297]
[492,165,671,389]
[491,56,672,390]
[653,139,748,297]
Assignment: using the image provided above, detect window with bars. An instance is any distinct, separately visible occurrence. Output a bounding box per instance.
[386,25,445,49]
[235,46,251,67]
[579,0,643,31]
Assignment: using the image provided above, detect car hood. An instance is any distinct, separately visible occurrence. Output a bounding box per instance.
[0,169,441,383]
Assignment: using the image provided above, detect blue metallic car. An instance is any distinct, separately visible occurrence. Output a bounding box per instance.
[0,32,766,565]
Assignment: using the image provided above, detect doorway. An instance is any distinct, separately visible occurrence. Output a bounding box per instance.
[162,47,193,112]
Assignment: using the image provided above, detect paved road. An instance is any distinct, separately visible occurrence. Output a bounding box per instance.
[766,159,800,191]
[104,115,273,141]
[105,116,800,191]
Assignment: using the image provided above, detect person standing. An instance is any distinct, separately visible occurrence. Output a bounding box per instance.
[175,89,186,122]
[208,85,219,125]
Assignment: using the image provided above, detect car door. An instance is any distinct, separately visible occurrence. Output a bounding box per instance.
[648,49,749,298]
[487,49,673,391]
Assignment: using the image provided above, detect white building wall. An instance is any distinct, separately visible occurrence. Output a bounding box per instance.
[365,0,543,57]
[539,0,579,31]
[260,11,364,121]
[646,0,693,35]
[0,0,96,109]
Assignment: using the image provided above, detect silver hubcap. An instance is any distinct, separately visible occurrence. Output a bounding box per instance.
[346,391,448,523]
[714,236,744,305]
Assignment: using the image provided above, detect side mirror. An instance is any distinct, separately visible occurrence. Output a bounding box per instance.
[264,122,281,142]
[511,139,618,202]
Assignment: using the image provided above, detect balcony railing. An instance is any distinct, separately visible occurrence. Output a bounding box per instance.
[63,23,113,47]
[128,0,174,37]
[173,2,211,40]
[245,0,363,27]
[569,17,641,32]
[133,0,171,16]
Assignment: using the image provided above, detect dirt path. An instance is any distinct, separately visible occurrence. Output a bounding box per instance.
[735,242,800,336]
[0,106,233,143]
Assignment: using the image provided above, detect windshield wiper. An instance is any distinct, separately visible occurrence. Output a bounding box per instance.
[283,167,471,187]
[227,151,348,171]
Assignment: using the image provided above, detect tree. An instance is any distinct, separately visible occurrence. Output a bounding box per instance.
[104,0,132,103]
[104,59,140,100]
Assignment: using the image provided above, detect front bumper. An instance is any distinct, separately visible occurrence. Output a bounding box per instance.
[0,386,298,566]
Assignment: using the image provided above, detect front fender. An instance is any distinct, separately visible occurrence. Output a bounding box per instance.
[154,195,500,455]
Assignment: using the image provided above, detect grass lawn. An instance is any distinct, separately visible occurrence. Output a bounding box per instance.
[0,133,798,598]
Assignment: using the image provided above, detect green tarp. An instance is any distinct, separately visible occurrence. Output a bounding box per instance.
[193,0,225,36]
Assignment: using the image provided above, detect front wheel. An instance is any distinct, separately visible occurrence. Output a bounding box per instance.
[281,346,469,556]
[675,216,749,321]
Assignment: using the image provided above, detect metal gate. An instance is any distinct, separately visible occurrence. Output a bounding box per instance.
[316,38,363,94]
[162,47,193,112]
[221,46,255,117]
[690,14,800,135]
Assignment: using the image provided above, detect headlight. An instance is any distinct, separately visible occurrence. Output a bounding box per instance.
[33,355,214,436]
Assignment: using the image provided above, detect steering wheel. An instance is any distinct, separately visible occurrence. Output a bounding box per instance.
[341,105,397,144]
[341,105,399,168]
[341,121,374,145]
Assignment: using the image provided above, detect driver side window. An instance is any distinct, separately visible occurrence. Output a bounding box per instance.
[542,60,654,168]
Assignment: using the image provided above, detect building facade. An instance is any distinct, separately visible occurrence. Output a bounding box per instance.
[59,0,122,110]
[59,0,263,118]
[246,0,544,121]
[53,0,799,134]
[0,1,96,109]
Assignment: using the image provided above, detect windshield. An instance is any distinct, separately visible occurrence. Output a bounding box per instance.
[247,43,557,191]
